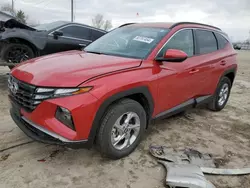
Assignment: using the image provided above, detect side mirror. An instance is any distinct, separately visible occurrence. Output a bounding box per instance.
[155,49,188,62]
[53,31,63,39]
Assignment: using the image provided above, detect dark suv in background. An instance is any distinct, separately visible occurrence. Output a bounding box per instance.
[0,19,107,68]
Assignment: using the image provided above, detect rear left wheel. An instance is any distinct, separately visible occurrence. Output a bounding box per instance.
[208,77,232,111]
[97,99,147,159]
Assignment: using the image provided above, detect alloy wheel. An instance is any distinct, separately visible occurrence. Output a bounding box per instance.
[111,112,140,150]
[7,46,31,64]
[218,83,229,106]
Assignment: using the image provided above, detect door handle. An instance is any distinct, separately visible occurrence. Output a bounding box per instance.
[220,60,226,66]
[79,44,87,47]
[189,69,199,74]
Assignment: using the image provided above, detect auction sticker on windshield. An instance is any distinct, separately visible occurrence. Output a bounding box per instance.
[133,36,154,43]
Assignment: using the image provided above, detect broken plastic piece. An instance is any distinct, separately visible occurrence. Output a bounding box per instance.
[149,145,216,167]
[201,167,250,175]
[150,145,250,176]
[159,161,216,188]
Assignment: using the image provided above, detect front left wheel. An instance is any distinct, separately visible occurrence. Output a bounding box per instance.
[1,43,35,69]
[97,99,147,159]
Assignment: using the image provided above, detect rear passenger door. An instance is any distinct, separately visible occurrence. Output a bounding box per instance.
[190,29,219,96]
[91,29,106,42]
[57,25,92,49]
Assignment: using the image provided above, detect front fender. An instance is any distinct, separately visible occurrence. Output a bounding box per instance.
[1,29,47,50]
[87,86,154,145]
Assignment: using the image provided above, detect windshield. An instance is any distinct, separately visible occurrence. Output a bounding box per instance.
[84,27,170,59]
[34,21,68,31]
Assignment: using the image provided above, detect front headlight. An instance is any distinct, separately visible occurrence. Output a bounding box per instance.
[35,86,92,98]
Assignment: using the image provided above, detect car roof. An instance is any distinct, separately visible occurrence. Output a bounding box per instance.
[64,21,107,33]
[119,22,174,29]
[120,22,221,31]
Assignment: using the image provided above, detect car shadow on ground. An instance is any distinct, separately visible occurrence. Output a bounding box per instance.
[1,109,196,164]
[13,108,203,161]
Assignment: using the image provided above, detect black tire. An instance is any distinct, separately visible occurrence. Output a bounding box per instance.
[208,77,232,111]
[97,98,147,159]
[1,43,35,69]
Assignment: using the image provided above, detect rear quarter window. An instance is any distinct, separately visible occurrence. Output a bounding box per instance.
[59,25,91,40]
[195,30,217,54]
[91,30,106,41]
[215,33,229,49]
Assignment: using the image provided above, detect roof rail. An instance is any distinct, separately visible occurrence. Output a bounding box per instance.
[119,23,136,28]
[170,22,221,31]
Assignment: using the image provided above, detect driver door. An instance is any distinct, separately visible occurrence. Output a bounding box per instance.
[155,29,200,113]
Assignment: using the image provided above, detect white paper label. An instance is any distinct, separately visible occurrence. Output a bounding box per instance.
[133,36,154,44]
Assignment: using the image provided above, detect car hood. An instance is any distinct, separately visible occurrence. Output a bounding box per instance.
[3,19,36,31]
[11,51,142,87]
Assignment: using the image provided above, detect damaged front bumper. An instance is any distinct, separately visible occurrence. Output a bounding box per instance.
[10,107,89,149]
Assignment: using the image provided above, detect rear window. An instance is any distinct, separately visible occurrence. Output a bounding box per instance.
[91,30,106,41]
[196,30,217,54]
[215,33,229,49]
[59,26,91,40]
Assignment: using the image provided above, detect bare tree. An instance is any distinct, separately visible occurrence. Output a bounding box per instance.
[92,14,112,31]
[103,20,112,31]
[92,14,104,29]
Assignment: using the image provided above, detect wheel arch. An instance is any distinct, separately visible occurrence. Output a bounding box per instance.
[88,86,154,146]
[222,67,237,85]
[5,37,39,56]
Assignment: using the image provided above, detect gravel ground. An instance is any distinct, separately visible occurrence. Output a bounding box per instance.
[0,51,250,188]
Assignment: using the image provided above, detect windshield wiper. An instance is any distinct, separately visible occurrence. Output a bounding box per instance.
[85,50,103,55]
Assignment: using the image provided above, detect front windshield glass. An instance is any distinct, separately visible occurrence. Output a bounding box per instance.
[34,21,68,31]
[84,27,170,59]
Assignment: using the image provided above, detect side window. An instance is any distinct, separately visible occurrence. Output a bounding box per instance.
[58,26,91,40]
[196,30,217,54]
[91,30,106,41]
[215,33,229,49]
[158,29,194,57]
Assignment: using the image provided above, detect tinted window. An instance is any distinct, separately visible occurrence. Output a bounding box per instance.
[59,26,91,40]
[158,29,194,57]
[92,30,106,40]
[215,33,228,49]
[196,30,217,54]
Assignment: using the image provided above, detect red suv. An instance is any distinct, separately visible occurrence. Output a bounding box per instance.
[9,22,237,159]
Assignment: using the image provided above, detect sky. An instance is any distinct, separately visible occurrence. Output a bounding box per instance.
[1,0,250,42]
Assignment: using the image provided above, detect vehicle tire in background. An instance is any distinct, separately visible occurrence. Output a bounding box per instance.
[97,98,147,159]
[1,43,35,69]
[208,77,232,111]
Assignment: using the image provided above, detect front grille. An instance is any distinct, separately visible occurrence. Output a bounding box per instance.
[8,76,42,112]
